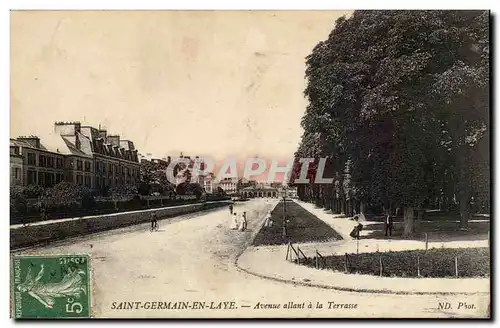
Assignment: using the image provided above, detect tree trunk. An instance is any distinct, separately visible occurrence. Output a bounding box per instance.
[340,199,346,215]
[360,201,366,220]
[403,206,415,237]
[459,191,470,229]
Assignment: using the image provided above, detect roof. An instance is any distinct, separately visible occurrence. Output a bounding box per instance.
[240,185,278,191]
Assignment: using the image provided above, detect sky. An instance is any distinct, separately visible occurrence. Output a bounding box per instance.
[10,10,352,160]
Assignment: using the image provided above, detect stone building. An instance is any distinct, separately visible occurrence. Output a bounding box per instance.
[54,122,140,190]
[218,177,238,195]
[239,185,279,198]
[10,122,141,191]
[10,136,69,188]
[9,145,24,186]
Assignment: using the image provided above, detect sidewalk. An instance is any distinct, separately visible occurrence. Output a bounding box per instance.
[235,199,489,295]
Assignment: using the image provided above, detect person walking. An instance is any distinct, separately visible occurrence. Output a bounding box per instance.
[150,212,159,232]
[232,212,239,230]
[384,213,394,237]
[264,209,273,228]
[241,212,248,231]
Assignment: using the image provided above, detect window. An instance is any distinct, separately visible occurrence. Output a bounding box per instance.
[38,171,45,186]
[39,155,46,167]
[76,174,83,185]
[85,161,91,172]
[46,173,54,187]
[14,168,20,180]
[47,156,54,168]
[27,153,36,165]
[77,160,83,171]
[84,176,91,187]
[56,158,63,169]
[27,170,36,185]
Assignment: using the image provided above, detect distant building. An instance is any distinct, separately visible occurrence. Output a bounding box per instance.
[219,177,238,194]
[240,185,279,198]
[203,173,216,194]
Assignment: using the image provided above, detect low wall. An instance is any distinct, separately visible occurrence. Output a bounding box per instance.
[10,201,231,250]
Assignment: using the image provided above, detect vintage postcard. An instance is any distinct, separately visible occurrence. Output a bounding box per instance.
[9,10,490,319]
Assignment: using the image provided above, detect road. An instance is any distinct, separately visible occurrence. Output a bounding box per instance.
[12,199,489,318]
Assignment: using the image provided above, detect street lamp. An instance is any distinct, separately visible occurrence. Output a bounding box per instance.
[282,185,287,240]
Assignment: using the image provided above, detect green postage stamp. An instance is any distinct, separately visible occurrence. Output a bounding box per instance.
[11,255,91,319]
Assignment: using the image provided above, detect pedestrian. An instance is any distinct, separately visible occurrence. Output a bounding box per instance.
[264,209,273,228]
[229,204,234,215]
[384,213,394,237]
[232,212,239,230]
[241,212,247,231]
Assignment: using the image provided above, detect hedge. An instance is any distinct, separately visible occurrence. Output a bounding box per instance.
[297,247,490,278]
[10,195,231,225]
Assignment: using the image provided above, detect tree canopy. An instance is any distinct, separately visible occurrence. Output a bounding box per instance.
[292,10,489,234]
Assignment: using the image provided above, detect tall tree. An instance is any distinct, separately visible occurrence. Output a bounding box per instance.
[298,10,489,235]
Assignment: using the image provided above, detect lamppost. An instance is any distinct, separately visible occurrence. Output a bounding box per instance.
[282,185,287,239]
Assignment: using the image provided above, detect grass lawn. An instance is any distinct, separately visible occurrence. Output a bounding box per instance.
[359,219,490,242]
[252,200,343,246]
[298,247,490,278]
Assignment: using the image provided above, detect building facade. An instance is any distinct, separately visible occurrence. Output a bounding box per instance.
[240,185,279,198]
[10,122,141,191]
[10,145,24,186]
[219,177,238,194]
[55,122,140,190]
[10,136,68,188]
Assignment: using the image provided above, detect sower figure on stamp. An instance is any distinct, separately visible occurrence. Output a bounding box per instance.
[384,213,394,237]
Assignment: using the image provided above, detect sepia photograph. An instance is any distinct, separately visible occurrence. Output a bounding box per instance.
[8,9,490,319]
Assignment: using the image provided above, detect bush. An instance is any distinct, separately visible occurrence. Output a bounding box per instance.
[298,247,490,278]
[10,185,27,214]
[23,184,45,198]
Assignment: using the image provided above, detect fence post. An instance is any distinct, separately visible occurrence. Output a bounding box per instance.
[455,256,458,277]
[417,254,420,277]
[297,246,301,265]
[379,255,383,277]
[286,243,290,261]
[425,233,428,251]
[356,237,359,255]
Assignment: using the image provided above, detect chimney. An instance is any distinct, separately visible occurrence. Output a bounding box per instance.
[18,136,41,149]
